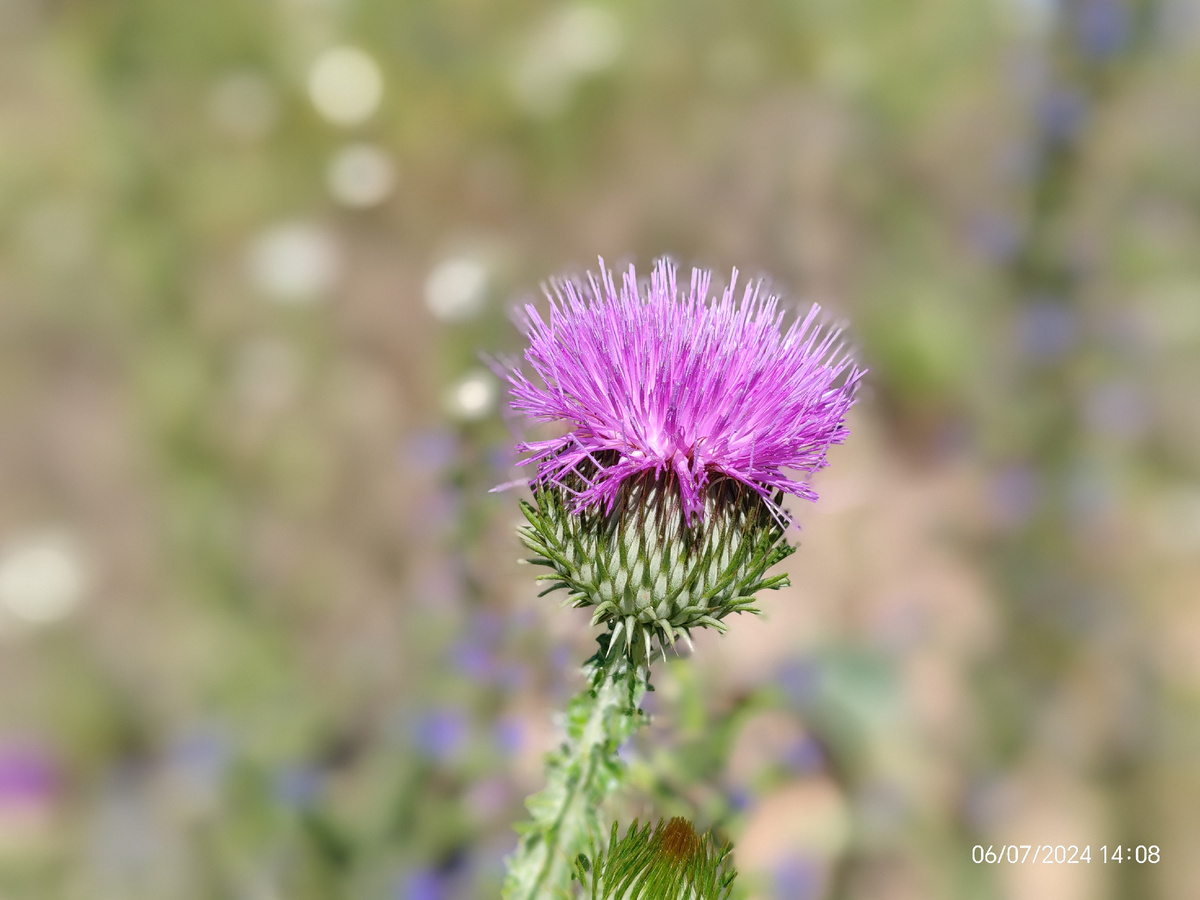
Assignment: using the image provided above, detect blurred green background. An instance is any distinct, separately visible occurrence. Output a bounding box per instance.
[2,0,1199,898]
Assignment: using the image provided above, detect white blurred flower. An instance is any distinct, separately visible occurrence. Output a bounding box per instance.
[208,72,280,142]
[308,46,383,127]
[326,143,396,208]
[0,531,88,625]
[551,3,622,74]
[444,369,498,421]
[510,3,622,117]
[247,222,340,303]
[424,256,489,322]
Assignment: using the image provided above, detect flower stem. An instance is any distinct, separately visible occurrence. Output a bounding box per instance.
[503,637,649,900]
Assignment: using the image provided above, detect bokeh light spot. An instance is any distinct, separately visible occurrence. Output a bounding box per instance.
[424,256,489,322]
[0,530,87,625]
[327,143,396,208]
[308,46,383,127]
[247,222,341,303]
[444,369,498,421]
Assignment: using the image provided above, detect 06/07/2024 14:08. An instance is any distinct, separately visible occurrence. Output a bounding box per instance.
[971,845,1160,864]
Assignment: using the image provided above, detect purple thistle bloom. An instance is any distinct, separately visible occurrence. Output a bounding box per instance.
[507,258,861,526]
[0,742,58,808]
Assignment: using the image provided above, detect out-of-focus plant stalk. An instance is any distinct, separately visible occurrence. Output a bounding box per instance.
[502,640,649,900]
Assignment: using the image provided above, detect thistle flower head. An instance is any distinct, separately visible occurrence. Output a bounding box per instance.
[506,258,861,659]
[508,258,862,526]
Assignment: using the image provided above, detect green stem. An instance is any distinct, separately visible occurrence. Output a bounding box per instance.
[503,638,650,900]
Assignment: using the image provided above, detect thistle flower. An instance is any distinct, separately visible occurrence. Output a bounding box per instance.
[508,258,861,525]
[506,258,861,659]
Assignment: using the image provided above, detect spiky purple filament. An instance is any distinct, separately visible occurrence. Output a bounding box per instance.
[506,258,862,526]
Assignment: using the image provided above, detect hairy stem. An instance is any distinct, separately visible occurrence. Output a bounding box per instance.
[503,639,649,900]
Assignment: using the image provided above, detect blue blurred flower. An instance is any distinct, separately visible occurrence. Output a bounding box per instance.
[990,464,1041,530]
[398,868,447,900]
[170,731,230,780]
[777,658,821,708]
[448,610,508,681]
[1074,0,1129,59]
[1037,87,1088,145]
[449,638,495,680]
[1017,298,1076,362]
[486,446,516,477]
[726,786,751,812]
[167,730,231,811]
[414,709,467,762]
[773,856,819,900]
[969,212,1022,264]
[549,643,572,671]
[783,735,824,774]
[273,765,322,808]
[492,716,522,756]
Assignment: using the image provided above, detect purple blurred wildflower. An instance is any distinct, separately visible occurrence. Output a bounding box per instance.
[968,212,1022,264]
[777,658,822,708]
[449,638,496,680]
[0,742,58,808]
[273,765,322,808]
[773,857,820,900]
[399,868,447,900]
[505,258,862,526]
[170,731,230,780]
[990,464,1042,530]
[726,786,751,812]
[492,716,522,756]
[1017,299,1076,362]
[783,735,824,774]
[1074,0,1129,59]
[1037,88,1088,146]
[413,709,467,762]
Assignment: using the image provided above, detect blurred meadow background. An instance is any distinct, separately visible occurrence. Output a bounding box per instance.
[2,0,1200,898]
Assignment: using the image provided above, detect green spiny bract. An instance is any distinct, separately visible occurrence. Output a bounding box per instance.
[519,472,795,661]
[575,817,737,900]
